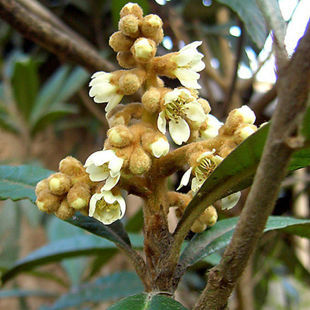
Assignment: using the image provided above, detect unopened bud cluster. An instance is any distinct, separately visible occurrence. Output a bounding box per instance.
[35,3,258,232]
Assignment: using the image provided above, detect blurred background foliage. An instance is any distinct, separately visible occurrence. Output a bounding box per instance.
[0,0,309,309]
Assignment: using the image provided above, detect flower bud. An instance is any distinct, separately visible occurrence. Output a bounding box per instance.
[59,156,85,177]
[191,220,207,233]
[118,72,141,95]
[120,3,143,19]
[107,125,133,148]
[119,14,140,38]
[67,183,90,210]
[141,14,163,40]
[141,87,161,113]
[198,98,211,114]
[35,179,48,196]
[131,38,156,63]
[55,199,75,220]
[234,124,257,143]
[109,31,134,52]
[150,138,169,158]
[200,205,218,226]
[117,52,137,68]
[129,146,152,174]
[48,173,71,195]
[36,189,61,213]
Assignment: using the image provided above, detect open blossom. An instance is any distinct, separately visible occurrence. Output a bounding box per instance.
[157,88,206,145]
[178,150,223,192]
[171,41,205,89]
[89,72,123,113]
[89,190,126,225]
[85,149,123,191]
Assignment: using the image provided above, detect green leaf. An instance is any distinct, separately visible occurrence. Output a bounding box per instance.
[41,272,143,310]
[32,66,70,122]
[1,232,143,284]
[47,217,88,286]
[0,165,53,203]
[108,293,188,310]
[11,56,39,121]
[31,103,78,136]
[125,208,143,232]
[0,235,116,284]
[179,216,310,270]
[178,123,310,235]
[111,0,149,26]
[67,213,132,248]
[0,289,57,299]
[216,0,267,48]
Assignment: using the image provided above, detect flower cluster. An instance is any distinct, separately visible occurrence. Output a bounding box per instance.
[35,3,258,233]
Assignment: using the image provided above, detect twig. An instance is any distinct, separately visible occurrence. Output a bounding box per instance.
[78,89,108,128]
[0,0,114,72]
[223,19,244,112]
[193,21,310,310]
[249,85,277,116]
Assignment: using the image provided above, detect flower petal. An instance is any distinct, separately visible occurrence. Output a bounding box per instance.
[86,165,109,182]
[174,68,201,89]
[185,102,206,123]
[105,94,123,112]
[191,176,203,192]
[102,174,120,191]
[157,111,167,134]
[221,192,241,210]
[89,193,104,217]
[169,118,190,145]
[108,156,124,177]
[177,167,192,190]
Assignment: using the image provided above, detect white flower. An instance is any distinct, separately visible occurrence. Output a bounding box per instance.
[157,88,206,145]
[178,150,223,192]
[150,137,169,158]
[89,190,126,225]
[85,149,123,191]
[89,71,123,113]
[235,105,256,124]
[221,192,241,210]
[200,114,223,139]
[171,41,205,89]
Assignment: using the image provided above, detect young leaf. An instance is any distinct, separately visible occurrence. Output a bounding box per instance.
[0,165,53,203]
[108,293,188,310]
[179,216,310,270]
[11,56,39,121]
[216,0,267,48]
[41,272,143,310]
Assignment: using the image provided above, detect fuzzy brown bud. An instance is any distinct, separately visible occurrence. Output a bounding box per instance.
[119,14,140,38]
[141,87,161,113]
[107,125,133,148]
[191,220,207,233]
[117,52,137,68]
[141,14,163,38]
[35,179,48,196]
[120,3,143,19]
[198,98,211,114]
[109,31,134,52]
[55,199,75,220]
[48,173,71,196]
[129,146,152,174]
[200,206,218,227]
[67,183,90,210]
[118,72,141,95]
[36,189,61,213]
[59,156,85,177]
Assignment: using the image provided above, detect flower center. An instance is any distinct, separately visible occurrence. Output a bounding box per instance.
[96,199,119,213]
[165,93,192,122]
[194,157,218,182]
